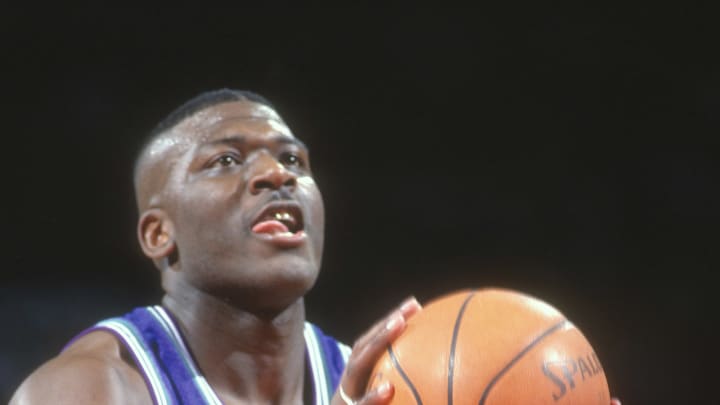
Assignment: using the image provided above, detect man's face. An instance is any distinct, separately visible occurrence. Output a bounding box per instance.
[153,100,324,311]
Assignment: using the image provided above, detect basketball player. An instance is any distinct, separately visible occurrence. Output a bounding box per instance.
[10,89,620,405]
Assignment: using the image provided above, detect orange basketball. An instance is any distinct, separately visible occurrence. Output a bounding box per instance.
[367,288,610,404]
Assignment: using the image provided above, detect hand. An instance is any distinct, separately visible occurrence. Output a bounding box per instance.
[611,398,621,405]
[332,297,422,405]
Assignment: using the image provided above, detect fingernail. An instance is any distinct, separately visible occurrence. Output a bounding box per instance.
[400,297,421,312]
[378,381,391,395]
[386,313,403,331]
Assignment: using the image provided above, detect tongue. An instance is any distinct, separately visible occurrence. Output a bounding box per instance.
[252,220,290,235]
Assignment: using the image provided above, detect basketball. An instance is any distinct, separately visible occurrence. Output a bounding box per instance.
[367,288,610,404]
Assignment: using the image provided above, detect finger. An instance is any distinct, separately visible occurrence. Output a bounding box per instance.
[352,297,420,350]
[398,296,422,319]
[610,399,621,405]
[356,381,394,405]
[353,297,421,350]
[342,310,406,396]
[341,297,421,398]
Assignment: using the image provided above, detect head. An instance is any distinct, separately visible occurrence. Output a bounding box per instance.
[134,89,325,313]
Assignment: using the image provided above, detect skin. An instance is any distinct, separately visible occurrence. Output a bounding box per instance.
[10,100,421,405]
[10,99,620,405]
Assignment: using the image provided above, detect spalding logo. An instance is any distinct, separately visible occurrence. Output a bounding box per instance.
[541,351,605,401]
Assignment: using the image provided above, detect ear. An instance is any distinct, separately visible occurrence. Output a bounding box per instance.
[137,208,176,261]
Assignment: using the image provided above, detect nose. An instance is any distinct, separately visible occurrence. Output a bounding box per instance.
[247,153,297,194]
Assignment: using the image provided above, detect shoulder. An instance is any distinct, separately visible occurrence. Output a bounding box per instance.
[10,330,152,405]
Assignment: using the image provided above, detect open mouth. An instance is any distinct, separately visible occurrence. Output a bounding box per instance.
[251,202,305,237]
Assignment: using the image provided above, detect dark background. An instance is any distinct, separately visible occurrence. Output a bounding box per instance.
[1,4,717,404]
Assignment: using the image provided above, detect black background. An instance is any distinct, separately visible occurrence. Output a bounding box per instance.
[1,4,718,403]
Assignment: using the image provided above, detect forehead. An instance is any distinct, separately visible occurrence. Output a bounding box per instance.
[146,101,294,159]
[176,100,292,142]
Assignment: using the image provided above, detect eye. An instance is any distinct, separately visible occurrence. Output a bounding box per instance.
[209,153,241,168]
[280,152,304,167]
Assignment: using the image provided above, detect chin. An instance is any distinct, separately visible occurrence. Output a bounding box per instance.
[210,257,320,312]
[264,258,320,296]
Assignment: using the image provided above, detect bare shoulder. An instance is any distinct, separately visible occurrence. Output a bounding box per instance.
[10,330,152,405]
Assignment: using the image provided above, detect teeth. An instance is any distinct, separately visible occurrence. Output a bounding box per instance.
[274,211,293,221]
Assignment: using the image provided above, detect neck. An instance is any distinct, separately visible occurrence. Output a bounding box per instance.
[162,285,307,404]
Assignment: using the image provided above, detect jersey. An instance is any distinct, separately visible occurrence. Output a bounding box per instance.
[64,306,351,405]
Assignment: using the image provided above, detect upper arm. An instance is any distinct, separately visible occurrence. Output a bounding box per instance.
[10,355,132,405]
[10,331,152,405]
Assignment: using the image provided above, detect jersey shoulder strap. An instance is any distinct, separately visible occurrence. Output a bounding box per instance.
[65,307,351,405]
[66,306,222,405]
[304,322,352,405]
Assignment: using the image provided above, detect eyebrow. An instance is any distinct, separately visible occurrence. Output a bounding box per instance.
[203,134,308,150]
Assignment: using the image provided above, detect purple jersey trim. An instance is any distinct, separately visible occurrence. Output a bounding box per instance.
[63,323,167,405]
[309,323,347,394]
[63,306,350,404]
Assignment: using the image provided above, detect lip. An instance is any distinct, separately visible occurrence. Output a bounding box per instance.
[249,200,307,248]
[252,229,307,248]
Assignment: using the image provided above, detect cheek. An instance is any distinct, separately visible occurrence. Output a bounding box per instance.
[311,189,325,231]
[172,186,243,250]
[176,195,221,227]
[176,178,242,219]
[306,190,325,262]
[298,177,325,230]
[312,197,325,250]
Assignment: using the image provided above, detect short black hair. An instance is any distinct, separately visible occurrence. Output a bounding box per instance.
[134,89,275,191]
[150,88,275,137]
